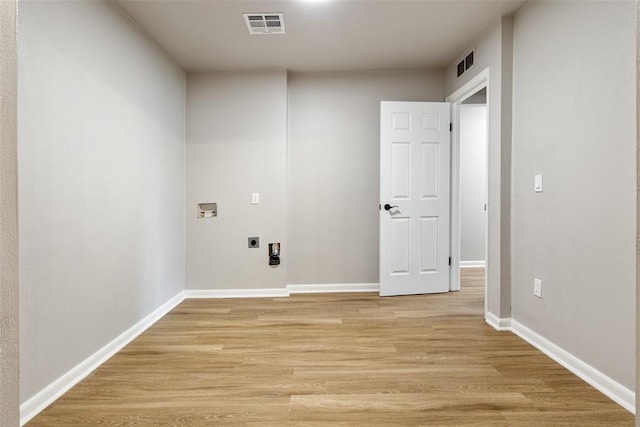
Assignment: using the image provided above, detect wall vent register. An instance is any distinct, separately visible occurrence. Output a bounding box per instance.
[243,13,285,35]
[456,49,475,78]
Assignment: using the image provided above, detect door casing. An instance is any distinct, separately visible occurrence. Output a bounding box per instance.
[446,68,490,317]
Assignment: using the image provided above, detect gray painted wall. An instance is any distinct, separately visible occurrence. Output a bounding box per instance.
[185,71,288,290]
[18,1,186,402]
[445,17,513,319]
[511,0,635,391]
[10,1,639,421]
[287,70,444,285]
[460,105,487,263]
[0,1,18,424]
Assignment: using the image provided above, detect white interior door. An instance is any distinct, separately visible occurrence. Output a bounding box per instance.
[379,102,451,296]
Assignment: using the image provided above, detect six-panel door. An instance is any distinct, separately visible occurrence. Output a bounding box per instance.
[380,102,451,296]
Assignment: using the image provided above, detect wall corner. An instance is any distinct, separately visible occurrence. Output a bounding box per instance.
[0,0,20,425]
[635,0,640,427]
[500,14,514,319]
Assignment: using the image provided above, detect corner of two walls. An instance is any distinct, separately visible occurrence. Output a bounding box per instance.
[0,1,19,425]
[637,1,640,420]
[185,69,446,291]
[185,71,288,291]
[18,0,186,406]
[13,0,639,421]
[510,0,636,395]
[447,2,636,402]
[444,16,513,320]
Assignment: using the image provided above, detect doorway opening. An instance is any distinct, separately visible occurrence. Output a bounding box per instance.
[459,88,487,273]
[446,69,490,317]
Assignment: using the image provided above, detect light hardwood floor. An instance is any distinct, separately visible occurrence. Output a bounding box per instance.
[28,268,633,426]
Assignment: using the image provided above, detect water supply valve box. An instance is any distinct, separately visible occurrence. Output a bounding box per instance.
[198,202,217,218]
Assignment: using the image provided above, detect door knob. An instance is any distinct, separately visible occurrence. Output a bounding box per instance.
[384,203,398,211]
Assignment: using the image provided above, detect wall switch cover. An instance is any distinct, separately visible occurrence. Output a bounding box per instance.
[252,193,260,205]
[534,278,542,298]
[534,174,543,193]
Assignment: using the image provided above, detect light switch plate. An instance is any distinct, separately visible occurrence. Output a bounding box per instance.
[251,193,260,205]
[534,174,543,193]
[534,278,542,298]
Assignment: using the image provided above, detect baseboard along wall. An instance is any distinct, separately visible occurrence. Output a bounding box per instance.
[287,283,380,294]
[20,292,185,426]
[183,288,290,299]
[460,260,486,268]
[485,314,635,414]
[20,282,379,424]
[21,285,633,425]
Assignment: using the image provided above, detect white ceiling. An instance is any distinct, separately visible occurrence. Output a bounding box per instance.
[116,0,526,73]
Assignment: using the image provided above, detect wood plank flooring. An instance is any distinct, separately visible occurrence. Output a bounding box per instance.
[28,268,633,426]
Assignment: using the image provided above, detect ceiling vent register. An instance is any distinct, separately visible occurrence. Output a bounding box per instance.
[244,13,286,35]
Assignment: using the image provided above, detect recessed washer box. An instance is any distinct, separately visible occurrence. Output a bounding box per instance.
[198,202,217,218]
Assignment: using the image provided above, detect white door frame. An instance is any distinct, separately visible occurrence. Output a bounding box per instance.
[445,68,490,313]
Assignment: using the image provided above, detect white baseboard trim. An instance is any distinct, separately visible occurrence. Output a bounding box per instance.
[20,283,377,424]
[183,284,380,298]
[288,283,379,294]
[510,319,635,415]
[184,288,289,299]
[460,260,486,268]
[20,291,185,426]
[24,287,634,423]
[484,315,635,414]
[484,312,511,331]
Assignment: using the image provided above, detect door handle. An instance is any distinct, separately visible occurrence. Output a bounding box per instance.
[383,203,398,211]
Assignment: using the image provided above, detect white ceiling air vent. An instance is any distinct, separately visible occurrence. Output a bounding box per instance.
[243,13,286,35]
